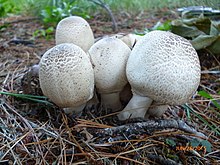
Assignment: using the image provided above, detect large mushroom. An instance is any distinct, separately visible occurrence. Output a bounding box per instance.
[118,30,201,120]
[39,43,94,115]
[55,16,94,52]
[89,37,131,111]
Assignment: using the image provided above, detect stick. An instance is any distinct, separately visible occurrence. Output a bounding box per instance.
[94,119,207,139]
[89,0,118,31]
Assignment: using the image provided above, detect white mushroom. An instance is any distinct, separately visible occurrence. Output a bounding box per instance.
[112,33,143,49]
[89,37,131,111]
[55,16,94,52]
[118,30,201,120]
[119,83,168,118]
[146,103,169,118]
[39,43,94,115]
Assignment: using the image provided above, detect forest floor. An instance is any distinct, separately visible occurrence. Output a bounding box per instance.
[0,9,220,164]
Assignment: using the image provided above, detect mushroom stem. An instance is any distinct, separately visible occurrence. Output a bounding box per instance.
[117,92,153,120]
[64,104,86,115]
[145,104,169,118]
[101,92,122,111]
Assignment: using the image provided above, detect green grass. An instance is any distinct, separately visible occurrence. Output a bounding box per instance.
[0,91,53,106]
[1,0,220,18]
[101,0,220,12]
[183,104,220,136]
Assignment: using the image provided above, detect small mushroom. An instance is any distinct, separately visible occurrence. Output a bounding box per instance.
[39,43,94,115]
[112,33,143,49]
[118,30,201,120]
[89,37,131,111]
[55,16,94,52]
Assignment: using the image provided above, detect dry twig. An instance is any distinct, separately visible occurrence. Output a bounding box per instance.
[89,0,118,31]
[93,119,207,141]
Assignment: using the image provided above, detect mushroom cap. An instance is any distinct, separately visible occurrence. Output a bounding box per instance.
[112,33,143,49]
[55,16,94,52]
[89,37,131,94]
[39,43,94,108]
[126,30,201,105]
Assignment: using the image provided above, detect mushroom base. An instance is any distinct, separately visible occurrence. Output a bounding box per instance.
[101,92,122,112]
[64,103,86,115]
[145,104,169,118]
[117,93,153,120]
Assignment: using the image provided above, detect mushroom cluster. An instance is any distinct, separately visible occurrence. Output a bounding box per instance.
[38,16,201,120]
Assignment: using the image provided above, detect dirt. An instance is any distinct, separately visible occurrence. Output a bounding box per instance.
[0,10,220,164]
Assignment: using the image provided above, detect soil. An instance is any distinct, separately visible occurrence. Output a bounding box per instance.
[0,9,220,164]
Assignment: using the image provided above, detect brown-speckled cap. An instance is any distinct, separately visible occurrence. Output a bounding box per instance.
[126,30,201,105]
[55,16,94,52]
[39,43,94,108]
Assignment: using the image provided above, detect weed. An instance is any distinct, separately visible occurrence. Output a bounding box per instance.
[32,26,54,40]
[40,0,90,26]
[0,0,17,17]
[183,104,220,135]
[1,0,220,23]
[198,90,220,110]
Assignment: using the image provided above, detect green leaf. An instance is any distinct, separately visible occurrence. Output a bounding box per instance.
[182,17,199,25]
[191,35,218,50]
[165,138,176,147]
[152,20,172,31]
[182,104,220,135]
[170,13,220,55]
[210,20,220,35]
[198,90,220,110]
[198,90,212,99]
[192,17,211,34]
[190,139,212,153]
[181,16,211,35]
[201,140,212,153]
[207,35,220,54]
[171,21,204,38]
[190,138,200,147]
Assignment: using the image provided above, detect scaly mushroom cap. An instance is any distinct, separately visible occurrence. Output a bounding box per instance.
[39,43,94,108]
[89,37,131,94]
[55,16,94,52]
[126,30,201,105]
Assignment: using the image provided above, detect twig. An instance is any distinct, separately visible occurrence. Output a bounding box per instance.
[8,38,34,46]
[0,17,39,26]
[94,119,207,139]
[89,0,118,31]
[201,70,220,74]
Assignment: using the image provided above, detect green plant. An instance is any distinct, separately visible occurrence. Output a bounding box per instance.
[0,0,17,17]
[32,26,54,40]
[171,10,220,55]
[0,91,53,106]
[40,0,90,26]
[151,20,172,31]
[198,90,220,110]
[190,138,212,153]
[182,104,220,136]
